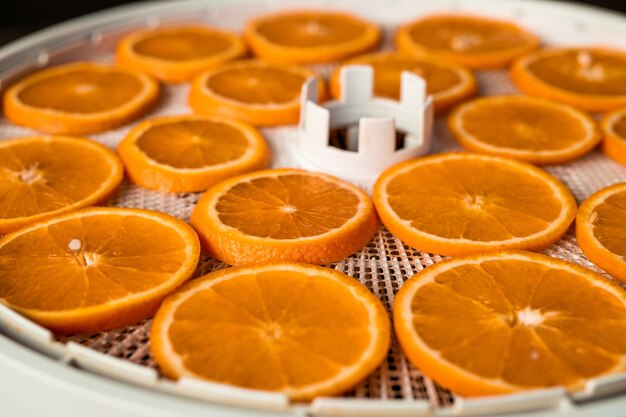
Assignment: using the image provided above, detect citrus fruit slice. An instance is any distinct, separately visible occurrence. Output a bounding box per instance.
[4,62,159,134]
[115,25,246,83]
[577,182,626,284]
[151,262,390,400]
[117,115,270,193]
[449,95,601,165]
[373,153,576,256]
[394,250,626,396]
[190,169,378,265]
[511,47,626,112]
[330,52,476,112]
[0,136,123,234]
[0,207,200,334]
[601,107,626,167]
[245,10,380,64]
[395,14,539,69]
[189,60,325,126]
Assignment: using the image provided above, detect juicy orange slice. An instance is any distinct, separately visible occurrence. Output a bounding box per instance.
[117,115,270,193]
[330,52,476,112]
[0,207,200,334]
[190,169,378,265]
[577,182,626,284]
[511,47,626,112]
[3,62,159,134]
[189,60,325,126]
[394,250,626,396]
[245,10,380,64]
[373,153,576,256]
[151,262,390,400]
[449,95,601,165]
[601,107,626,167]
[0,136,123,234]
[396,14,539,69]
[115,25,246,83]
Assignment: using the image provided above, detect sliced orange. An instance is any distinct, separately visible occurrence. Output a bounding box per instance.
[0,136,123,234]
[577,182,626,284]
[373,153,576,256]
[449,95,601,165]
[394,250,626,396]
[0,207,200,334]
[511,47,626,113]
[115,25,246,83]
[117,115,270,193]
[189,60,325,126]
[190,169,378,265]
[396,14,539,69]
[151,262,390,400]
[245,10,380,64]
[601,107,626,167]
[330,52,476,112]
[4,62,159,134]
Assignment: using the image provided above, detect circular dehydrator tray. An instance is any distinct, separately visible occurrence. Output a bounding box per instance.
[1,0,626,415]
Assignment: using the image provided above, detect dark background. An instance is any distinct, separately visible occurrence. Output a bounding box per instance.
[0,0,625,46]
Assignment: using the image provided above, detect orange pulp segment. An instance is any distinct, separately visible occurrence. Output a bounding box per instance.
[4,62,159,134]
[190,169,379,265]
[601,107,626,167]
[373,153,577,256]
[245,10,380,64]
[0,136,123,234]
[0,207,200,334]
[394,250,626,396]
[118,115,270,192]
[151,262,390,400]
[116,25,246,83]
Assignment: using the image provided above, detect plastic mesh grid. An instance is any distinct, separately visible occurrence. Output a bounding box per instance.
[1,6,626,411]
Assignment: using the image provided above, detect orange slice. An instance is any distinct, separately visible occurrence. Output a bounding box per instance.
[577,182,626,284]
[117,115,270,193]
[151,262,390,400]
[511,47,626,113]
[245,10,380,64]
[115,25,246,83]
[396,14,539,69]
[601,107,626,167]
[373,153,576,256]
[0,207,200,334]
[449,95,601,165]
[4,62,159,134]
[394,250,626,396]
[189,60,325,126]
[330,52,476,113]
[190,169,378,265]
[0,136,123,234]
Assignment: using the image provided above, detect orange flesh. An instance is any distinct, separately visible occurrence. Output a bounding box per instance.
[133,31,231,61]
[407,17,529,53]
[590,191,626,260]
[613,114,626,138]
[256,15,367,48]
[386,160,561,241]
[215,174,359,239]
[168,269,372,390]
[17,70,143,113]
[0,141,115,219]
[351,57,461,99]
[136,120,249,169]
[0,214,187,311]
[527,51,626,96]
[412,258,626,386]
[205,67,306,104]
[460,100,588,151]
